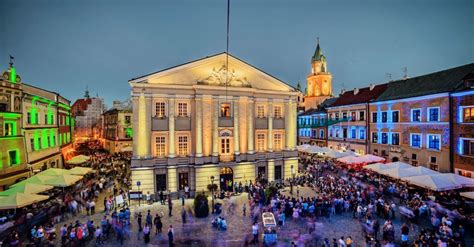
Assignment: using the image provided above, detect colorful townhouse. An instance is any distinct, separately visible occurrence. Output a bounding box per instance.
[297,98,336,147]
[369,63,474,172]
[326,84,388,155]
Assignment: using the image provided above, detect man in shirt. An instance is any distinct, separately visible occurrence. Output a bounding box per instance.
[252,222,259,244]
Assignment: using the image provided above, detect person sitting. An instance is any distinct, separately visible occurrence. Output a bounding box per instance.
[211,217,219,228]
[220,218,227,231]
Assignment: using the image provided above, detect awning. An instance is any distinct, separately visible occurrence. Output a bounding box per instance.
[10,174,55,188]
[66,155,90,165]
[0,193,49,209]
[38,168,70,176]
[67,167,93,176]
[403,174,462,191]
[364,162,412,173]
[381,166,439,179]
[428,173,474,188]
[0,183,53,196]
[44,174,83,187]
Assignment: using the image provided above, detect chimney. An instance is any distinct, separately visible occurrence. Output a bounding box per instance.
[354,88,359,95]
[369,84,375,91]
[340,88,346,95]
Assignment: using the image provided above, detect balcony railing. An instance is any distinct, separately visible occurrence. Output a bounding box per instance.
[297,117,352,129]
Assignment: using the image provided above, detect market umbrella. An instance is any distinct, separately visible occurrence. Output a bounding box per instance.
[120,146,133,152]
[403,174,462,191]
[337,155,360,165]
[10,174,55,188]
[44,174,83,187]
[460,192,474,200]
[429,173,474,188]
[0,184,53,196]
[381,166,439,179]
[38,168,69,176]
[297,144,311,152]
[67,167,93,176]
[364,162,412,173]
[323,150,346,159]
[357,154,385,163]
[0,193,49,209]
[306,146,324,154]
[66,155,91,165]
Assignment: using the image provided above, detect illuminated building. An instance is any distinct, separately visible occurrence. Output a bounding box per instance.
[451,72,474,177]
[327,84,388,155]
[369,64,474,172]
[303,40,333,110]
[102,100,133,154]
[297,98,336,147]
[71,89,106,139]
[129,53,299,197]
[0,61,28,190]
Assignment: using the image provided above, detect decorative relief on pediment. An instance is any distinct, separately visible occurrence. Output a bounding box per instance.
[197,65,251,88]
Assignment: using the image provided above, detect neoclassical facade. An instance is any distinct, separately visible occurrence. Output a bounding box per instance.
[129,53,299,197]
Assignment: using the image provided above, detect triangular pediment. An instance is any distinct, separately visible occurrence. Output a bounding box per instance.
[129,53,295,92]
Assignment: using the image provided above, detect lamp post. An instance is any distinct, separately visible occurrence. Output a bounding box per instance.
[210,176,215,214]
[290,165,294,195]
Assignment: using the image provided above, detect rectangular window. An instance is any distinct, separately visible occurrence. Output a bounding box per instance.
[8,150,19,166]
[319,130,324,139]
[359,129,365,140]
[371,132,378,143]
[463,107,474,123]
[124,116,131,124]
[220,103,231,117]
[430,156,437,164]
[30,138,35,151]
[351,128,356,139]
[27,113,31,124]
[335,113,339,121]
[381,132,388,144]
[177,135,188,156]
[428,107,440,122]
[412,153,417,160]
[359,111,365,121]
[256,133,265,152]
[372,112,378,123]
[51,135,55,147]
[155,136,166,157]
[411,108,421,122]
[274,133,282,151]
[257,105,265,118]
[392,111,399,123]
[342,112,347,119]
[274,106,282,118]
[221,138,230,154]
[410,133,421,148]
[45,115,48,125]
[427,134,441,150]
[391,133,400,145]
[462,139,474,156]
[351,112,356,121]
[4,121,16,136]
[155,102,166,117]
[177,102,188,117]
[381,112,388,123]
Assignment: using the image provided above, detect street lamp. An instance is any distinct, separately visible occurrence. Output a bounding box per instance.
[210,176,215,214]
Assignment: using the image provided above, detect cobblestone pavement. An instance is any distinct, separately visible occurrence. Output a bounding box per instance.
[50,187,473,247]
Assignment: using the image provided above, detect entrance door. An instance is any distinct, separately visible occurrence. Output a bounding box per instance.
[274,165,282,180]
[219,167,233,192]
[343,128,348,139]
[392,157,399,162]
[178,172,189,191]
[257,166,266,180]
[155,174,167,192]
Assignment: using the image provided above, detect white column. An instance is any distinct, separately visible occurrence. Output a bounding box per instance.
[247,99,254,154]
[136,93,148,157]
[168,98,175,158]
[212,99,219,156]
[267,101,273,152]
[285,100,291,150]
[233,99,240,155]
[195,97,203,157]
[290,99,297,150]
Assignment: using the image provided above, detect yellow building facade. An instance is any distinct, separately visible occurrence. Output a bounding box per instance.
[129,53,299,197]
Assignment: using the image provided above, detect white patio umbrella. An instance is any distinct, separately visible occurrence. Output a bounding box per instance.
[297,144,311,152]
[364,162,412,173]
[460,191,474,200]
[429,173,474,188]
[403,174,462,191]
[382,166,439,179]
[305,146,324,154]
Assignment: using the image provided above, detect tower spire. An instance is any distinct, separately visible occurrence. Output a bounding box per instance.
[85,86,90,99]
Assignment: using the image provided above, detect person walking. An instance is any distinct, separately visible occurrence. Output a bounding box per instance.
[146,210,152,227]
[252,222,259,244]
[137,212,143,232]
[181,208,187,225]
[242,203,247,216]
[168,225,174,247]
[143,223,150,244]
[168,197,173,217]
[154,214,162,234]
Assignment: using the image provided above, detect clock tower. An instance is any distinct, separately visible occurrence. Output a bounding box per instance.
[304,39,332,110]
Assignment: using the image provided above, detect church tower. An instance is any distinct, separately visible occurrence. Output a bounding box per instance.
[304,39,332,110]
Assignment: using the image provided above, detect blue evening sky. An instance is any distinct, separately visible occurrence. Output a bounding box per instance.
[0,0,472,106]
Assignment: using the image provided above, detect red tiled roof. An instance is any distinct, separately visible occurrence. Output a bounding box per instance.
[71,98,92,116]
[330,83,388,107]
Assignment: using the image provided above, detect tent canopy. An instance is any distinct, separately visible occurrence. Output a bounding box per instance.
[430,173,474,188]
[306,146,324,154]
[67,155,91,165]
[67,167,93,176]
[460,192,474,200]
[381,166,439,179]
[337,154,384,165]
[403,174,462,191]
[297,144,311,152]
[364,162,412,173]
[0,193,49,210]
[0,184,53,196]
[38,168,69,176]
[10,174,55,188]
[44,174,83,187]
